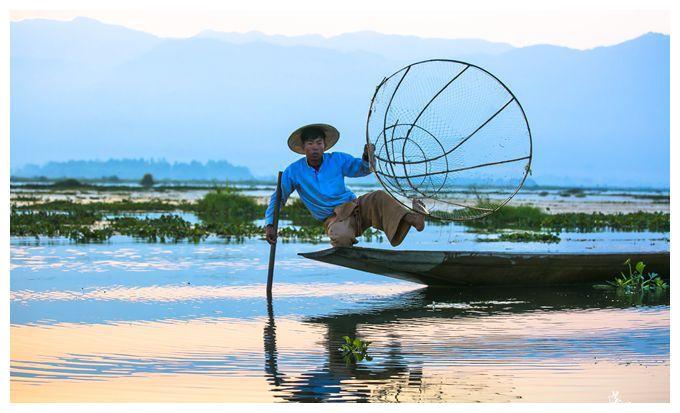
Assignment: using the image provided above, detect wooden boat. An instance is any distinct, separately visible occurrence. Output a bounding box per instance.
[299,247,670,286]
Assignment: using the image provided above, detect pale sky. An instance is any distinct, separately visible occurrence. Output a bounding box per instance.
[8,0,671,49]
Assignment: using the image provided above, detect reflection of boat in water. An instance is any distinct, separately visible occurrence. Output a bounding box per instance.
[263,287,669,402]
[302,285,669,326]
[299,247,670,286]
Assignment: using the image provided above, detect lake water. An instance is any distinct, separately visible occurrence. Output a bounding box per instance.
[10,223,670,402]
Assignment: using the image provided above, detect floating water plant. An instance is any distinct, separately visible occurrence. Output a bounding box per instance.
[194,184,264,224]
[607,258,668,293]
[110,214,209,243]
[279,199,321,226]
[52,178,86,188]
[14,199,195,213]
[478,231,560,243]
[466,205,669,232]
[499,232,560,243]
[11,207,348,244]
[11,185,670,244]
[338,336,373,365]
[558,188,586,198]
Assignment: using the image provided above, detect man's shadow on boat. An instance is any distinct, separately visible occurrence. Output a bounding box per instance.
[263,286,668,402]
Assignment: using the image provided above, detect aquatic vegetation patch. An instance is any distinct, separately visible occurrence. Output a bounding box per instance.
[606,259,668,293]
[608,192,670,203]
[279,199,320,226]
[466,205,669,232]
[16,187,313,228]
[478,231,560,243]
[11,182,221,192]
[630,194,669,203]
[202,221,263,240]
[13,186,667,244]
[14,199,195,213]
[11,195,41,203]
[11,187,342,243]
[109,215,209,243]
[51,178,87,188]
[338,336,373,365]
[10,209,355,244]
[63,226,114,243]
[277,225,326,243]
[194,185,265,224]
[361,227,384,243]
[10,209,110,242]
[558,188,586,198]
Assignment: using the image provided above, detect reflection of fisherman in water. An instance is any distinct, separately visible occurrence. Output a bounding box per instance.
[263,296,419,402]
[263,287,669,402]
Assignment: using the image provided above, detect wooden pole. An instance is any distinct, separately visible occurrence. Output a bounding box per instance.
[266,171,283,298]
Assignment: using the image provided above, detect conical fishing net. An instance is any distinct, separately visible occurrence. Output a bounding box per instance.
[366,59,533,221]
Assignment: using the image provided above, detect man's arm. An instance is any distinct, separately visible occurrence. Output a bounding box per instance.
[265,168,294,244]
[340,146,373,177]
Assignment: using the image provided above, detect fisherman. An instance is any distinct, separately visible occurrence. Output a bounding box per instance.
[264,123,427,247]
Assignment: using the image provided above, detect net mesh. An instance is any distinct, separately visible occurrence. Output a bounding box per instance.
[366,60,532,221]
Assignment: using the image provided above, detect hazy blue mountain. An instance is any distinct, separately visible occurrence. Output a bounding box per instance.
[13,158,253,181]
[11,17,162,91]
[467,33,670,187]
[197,29,514,61]
[11,17,160,63]
[10,18,669,188]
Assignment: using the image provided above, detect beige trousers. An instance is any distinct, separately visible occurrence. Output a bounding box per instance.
[323,190,414,247]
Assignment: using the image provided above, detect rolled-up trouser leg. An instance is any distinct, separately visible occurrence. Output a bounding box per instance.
[325,215,358,247]
[323,200,360,247]
[357,190,413,247]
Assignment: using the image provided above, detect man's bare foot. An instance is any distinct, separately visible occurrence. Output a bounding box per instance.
[412,199,429,214]
[405,213,425,232]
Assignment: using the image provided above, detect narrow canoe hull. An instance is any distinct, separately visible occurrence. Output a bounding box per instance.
[298,247,670,286]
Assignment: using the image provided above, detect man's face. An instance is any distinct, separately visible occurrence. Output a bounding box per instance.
[303,136,325,163]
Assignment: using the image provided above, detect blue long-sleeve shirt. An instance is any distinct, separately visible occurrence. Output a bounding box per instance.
[264,151,371,225]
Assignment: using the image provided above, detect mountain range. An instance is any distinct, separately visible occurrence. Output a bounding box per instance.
[10,17,669,187]
[12,158,253,181]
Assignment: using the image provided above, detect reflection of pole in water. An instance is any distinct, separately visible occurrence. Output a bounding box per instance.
[262,295,421,402]
[264,296,284,387]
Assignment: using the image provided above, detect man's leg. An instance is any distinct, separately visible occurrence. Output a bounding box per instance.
[325,216,358,247]
[357,190,425,247]
[405,199,426,231]
[323,199,361,247]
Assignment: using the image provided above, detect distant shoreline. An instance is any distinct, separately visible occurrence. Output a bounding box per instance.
[9,175,671,193]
